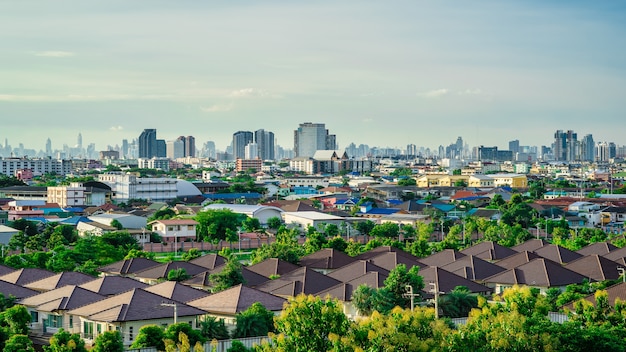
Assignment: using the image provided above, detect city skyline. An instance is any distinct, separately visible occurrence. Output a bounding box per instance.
[1,1,625,151]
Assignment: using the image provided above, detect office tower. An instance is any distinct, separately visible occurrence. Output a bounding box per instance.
[45,138,52,156]
[596,142,609,162]
[509,140,520,154]
[232,131,253,160]
[245,142,259,159]
[121,139,129,159]
[553,130,578,161]
[203,141,216,159]
[478,146,498,161]
[156,139,166,158]
[580,134,595,162]
[138,129,157,158]
[77,133,82,149]
[167,139,185,159]
[255,129,275,160]
[293,122,336,158]
[406,144,417,156]
[185,136,195,157]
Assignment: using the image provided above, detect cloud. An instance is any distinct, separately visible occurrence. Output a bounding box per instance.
[419,88,449,98]
[228,88,280,98]
[109,126,124,131]
[200,103,234,112]
[34,51,75,57]
[363,118,374,123]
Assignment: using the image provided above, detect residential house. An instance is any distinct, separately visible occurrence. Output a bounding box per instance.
[79,276,149,296]
[24,272,96,292]
[149,219,198,243]
[0,224,19,245]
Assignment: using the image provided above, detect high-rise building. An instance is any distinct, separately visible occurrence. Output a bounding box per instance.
[45,138,52,156]
[509,140,520,154]
[580,134,595,162]
[293,122,336,158]
[185,136,195,157]
[232,131,253,160]
[245,142,259,159]
[138,129,157,158]
[255,129,275,160]
[167,139,185,159]
[77,133,82,149]
[553,130,578,161]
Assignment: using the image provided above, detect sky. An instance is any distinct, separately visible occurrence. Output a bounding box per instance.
[1,1,625,153]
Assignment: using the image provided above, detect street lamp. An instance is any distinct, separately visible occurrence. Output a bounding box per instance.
[160,302,178,324]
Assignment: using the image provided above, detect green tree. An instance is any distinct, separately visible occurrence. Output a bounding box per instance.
[92,331,124,352]
[267,295,350,352]
[250,227,303,264]
[1,305,31,335]
[195,209,244,242]
[242,217,262,233]
[438,286,478,318]
[266,216,282,230]
[167,268,191,282]
[370,222,400,239]
[383,264,424,308]
[198,316,229,341]
[209,259,245,292]
[109,219,124,230]
[181,248,202,261]
[44,328,88,352]
[148,208,176,222]
[397,178,416,186]
[232,302,275,338]
[4,334,35,352]
[130,324,165,351]
[227,340,250,352]
[355,220,376,236]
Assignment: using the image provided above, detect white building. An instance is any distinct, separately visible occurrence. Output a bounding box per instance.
[97,174,199,202]
[47,183,86,207]
[0,158,72,177]
[202,204,283,225]
[282,211,345,233]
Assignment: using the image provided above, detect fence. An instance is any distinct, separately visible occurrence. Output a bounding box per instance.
[125,336,271,352]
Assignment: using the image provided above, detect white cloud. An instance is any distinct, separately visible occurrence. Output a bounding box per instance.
[109,126,124,131]
[419,88,449,98]
[228,88,280,98]
[200,103,234,112]
[34,51,75,57]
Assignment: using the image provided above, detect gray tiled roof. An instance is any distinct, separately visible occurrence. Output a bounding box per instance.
[441,255,507,281]
[133,261,209,280]
[366,252,425,272]
[246,258,300,277]
[495,251,542,270]
[0,279,38,299]
[189,254,228,270]
[483,258,587,288]
[19,285,105,312]
[420,266,492,294]
[79,276,149,296]
[534,245,582,264]
[24,271,96,292]
[564,254,623,282]
[576,242,618,256]
[98,258,161,276]
[187,284,286,314]
[420,250,466,267]
[0,268,55,286]
[144,281,210,302]
[327,260,390,282]
[512,239,549,253]
[299,248,357,270]
[256,266,341,297]
[460,241,518,261]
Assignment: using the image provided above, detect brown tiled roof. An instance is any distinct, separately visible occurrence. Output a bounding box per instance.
[143,281,210,302]
[356,246,419,261]
[419,266,492,294]
[420,250,466,267]
[98,258,161,276]
[326,260,390,282]
[187,284,286,314]
[0,268,56,286]
[19,285,105,312]
[512,239,550,253]
[24,272,96,292]
[534,245,582,264]
[482,258,587,288]
[602,246,626,262]
[0,279,38,299]
[67,288,206,322]
[262,200,317,212]
[576,242,618,256]
[79,276,149,296]
[183,266,269,290]
[366,252,425,272]
[460,241,518,261]
[495,251,542,270]
[441,255,507,281]
[133,261,209,280]
[246,258,300,277]
[317,271,388,301]
[189,254,228,270]
[256,266,341,297]
[299,248,357,270]
[564,254,623,282]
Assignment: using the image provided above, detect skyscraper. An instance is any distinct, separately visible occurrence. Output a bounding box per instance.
[293,122,336,158]
[255,129,275,160]
[138,129,157,158]
[581,134,595,162]
[553,130,578,161]
[232,131,253,160]
[509,140,520,154]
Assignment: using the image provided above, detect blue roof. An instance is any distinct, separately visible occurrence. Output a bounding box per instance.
[63,207,84,213]
[60,216,92,225]
[432,204,457,212]
[203,193,262,200]
[456,196,489,201]
[335,198,358,205]
[360,208,400,215]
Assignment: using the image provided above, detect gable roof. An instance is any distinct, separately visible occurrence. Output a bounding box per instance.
[255,266,342,297]
[187,284,286,314]
[533,245,583,264]
[494,251,542,270]
[0,279,38,299]
[420,250,466,267]
[299,248,357,270]
[0,264,15,276]
[67,288,206,322]
[79,276,149,296]
[441,255,507,281]
[143,281,211,303]
[98,258,161,276]
[564,254,623,282]
[0,268,56,286]
[317,271,389,301]
[356,246,418,261]
[19,285,105,312]
[419,266,492,294]
[482,258,587,288]
[24,271,96,292]
[512,239,550,253]
[602,246,626,262]
[189,254,228,270]
[326,260,390,282]
[365,252,425,272]
[460,241,518,261]
[133,261,209,280]
[246,258,300,277]
[576,242,618,256]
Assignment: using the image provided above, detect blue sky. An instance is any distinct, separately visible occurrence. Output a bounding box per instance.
[1,1,624,152]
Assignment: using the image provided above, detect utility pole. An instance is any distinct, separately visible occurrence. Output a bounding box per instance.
[429,282,442,319]
[618,267,625,283]
[160,302,178,324]
[404,285,419,312]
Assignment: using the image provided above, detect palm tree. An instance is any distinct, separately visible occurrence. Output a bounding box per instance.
[438,286,478,318]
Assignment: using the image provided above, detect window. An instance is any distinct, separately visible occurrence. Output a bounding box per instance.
[69,315,73,329]
[84,321,94,339]
[30,311,39,323]
[129,326,134,341]
[48,315,63,328]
